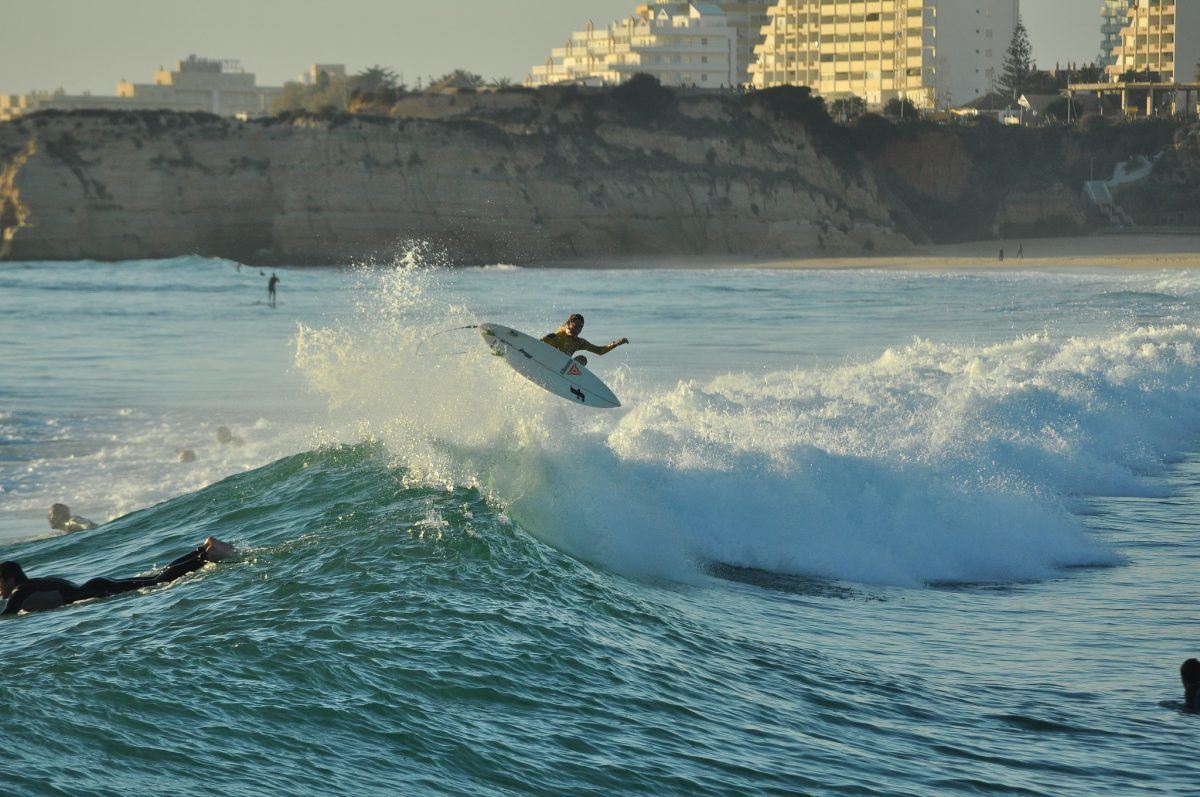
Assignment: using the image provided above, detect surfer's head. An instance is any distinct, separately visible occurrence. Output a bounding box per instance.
[48,503,72,530]
[565,314,584,335]
[1183,658,1200,689]
[0,561,27,597]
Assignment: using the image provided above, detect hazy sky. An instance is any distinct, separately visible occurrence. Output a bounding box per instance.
[0,0,1100,95]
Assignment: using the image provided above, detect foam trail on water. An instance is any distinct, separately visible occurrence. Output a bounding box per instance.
[296,264,1200,586]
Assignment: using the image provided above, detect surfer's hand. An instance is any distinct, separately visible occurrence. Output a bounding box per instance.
[614,337,629,346]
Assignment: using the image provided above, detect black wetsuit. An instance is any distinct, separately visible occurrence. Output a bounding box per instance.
[2,546,214,615]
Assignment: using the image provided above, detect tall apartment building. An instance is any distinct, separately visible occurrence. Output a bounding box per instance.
[750,0,1019,110]
[0,56,283,122]
[527,3,738,88]
[1100,0,1137,67]
[636,1,773,83]
[1107,0,1200,84]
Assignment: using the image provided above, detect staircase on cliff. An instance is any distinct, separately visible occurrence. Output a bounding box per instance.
[1081,153,1161,229]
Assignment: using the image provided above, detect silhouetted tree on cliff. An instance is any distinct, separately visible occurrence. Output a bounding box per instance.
[352,66,401,93]
[998,17,1033,99]
[883,97,919,119]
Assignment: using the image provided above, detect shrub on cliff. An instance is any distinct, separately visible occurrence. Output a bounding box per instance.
[849,113,896,154]
[609,74,677,124]
[746,86,856,170]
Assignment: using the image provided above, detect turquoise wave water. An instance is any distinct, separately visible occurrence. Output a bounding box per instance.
[4,440,1198,795]
[3,258,1200,794]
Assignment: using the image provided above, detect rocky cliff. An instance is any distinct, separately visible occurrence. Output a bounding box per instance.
[863,117,1186,241]
[0,89,909,265]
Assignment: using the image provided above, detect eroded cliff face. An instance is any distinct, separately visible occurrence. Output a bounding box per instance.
[0,99,908,265]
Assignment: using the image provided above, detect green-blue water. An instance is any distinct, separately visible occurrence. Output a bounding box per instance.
[2,257,1200,795]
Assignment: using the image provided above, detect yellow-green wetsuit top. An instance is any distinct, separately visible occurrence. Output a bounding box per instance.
[541,328,620,356]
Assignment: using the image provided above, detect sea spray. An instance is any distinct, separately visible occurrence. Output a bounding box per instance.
[293,264,1200,586]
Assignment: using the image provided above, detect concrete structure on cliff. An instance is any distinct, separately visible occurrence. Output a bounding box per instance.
[1100,0,1137,68]
[526,2,756,88]
[749,0,1019,110]
[0,56,283,122]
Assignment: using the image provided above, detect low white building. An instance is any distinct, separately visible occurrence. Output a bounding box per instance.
[527,2,739,88]
[298,64,347,86]
[636,1,772,84]
[0,56,284,122]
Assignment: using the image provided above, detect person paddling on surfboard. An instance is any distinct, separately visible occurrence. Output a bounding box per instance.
[541,314,628,365]
[1,537,235,615]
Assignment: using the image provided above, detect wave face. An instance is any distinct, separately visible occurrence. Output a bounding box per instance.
[295,266,1200,587]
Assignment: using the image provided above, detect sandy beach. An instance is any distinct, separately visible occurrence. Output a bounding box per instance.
[795,233,1200,271]
[559,234,1200,271]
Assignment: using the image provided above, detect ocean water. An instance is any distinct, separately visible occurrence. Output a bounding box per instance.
[1,255,1199,795]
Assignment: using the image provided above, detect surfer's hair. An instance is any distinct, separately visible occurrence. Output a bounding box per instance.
[0,561,26,584]
[567,314,584,324]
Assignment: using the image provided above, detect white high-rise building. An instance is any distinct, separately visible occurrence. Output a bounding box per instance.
[527,3,739,88]
[1100,0,1137,67]
[1107,0,1200,84]
[750,0,1019,110]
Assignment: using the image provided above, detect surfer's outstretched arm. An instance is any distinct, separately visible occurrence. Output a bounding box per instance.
[581,337,629,356]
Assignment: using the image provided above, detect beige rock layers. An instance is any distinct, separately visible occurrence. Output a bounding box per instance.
[0,105,909,265]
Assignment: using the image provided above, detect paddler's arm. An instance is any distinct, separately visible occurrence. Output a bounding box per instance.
[2,589,27,615]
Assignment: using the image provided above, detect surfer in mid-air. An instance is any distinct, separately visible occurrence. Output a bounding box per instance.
[541,314,629,364]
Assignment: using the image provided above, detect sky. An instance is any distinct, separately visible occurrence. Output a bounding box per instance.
[0,0,1101,96]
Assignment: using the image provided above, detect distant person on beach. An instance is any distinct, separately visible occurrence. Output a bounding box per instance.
[999,248,1005,262]
[48,503,96,533]
[1017,244,1024,259]
[1,537,235,615]
[1182,659,1200,712]
[541,313,629,365]
[268,272,280,307]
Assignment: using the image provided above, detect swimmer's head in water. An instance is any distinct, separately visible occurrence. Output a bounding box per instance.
[1182,658,1200,687]
[0,561,27,597]
[48,503,71,530]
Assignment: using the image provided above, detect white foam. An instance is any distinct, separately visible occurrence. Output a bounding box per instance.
[0,410,312,541]
[294,265,1200,587]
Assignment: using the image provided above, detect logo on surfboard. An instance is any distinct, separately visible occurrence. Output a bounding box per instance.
[565,363,582,376]
[570,387,587,402]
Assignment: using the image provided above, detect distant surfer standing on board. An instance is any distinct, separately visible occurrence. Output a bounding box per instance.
[268,272,280,308]
[541,314,629,365]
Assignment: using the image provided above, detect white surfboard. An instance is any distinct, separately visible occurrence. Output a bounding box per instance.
[479,323,621,408]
